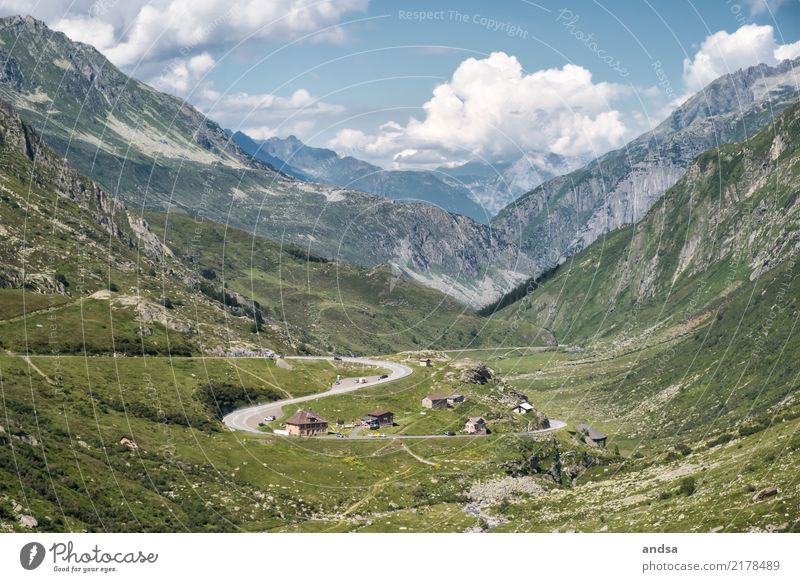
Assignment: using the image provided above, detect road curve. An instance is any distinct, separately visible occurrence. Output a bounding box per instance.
[222,356,413,433]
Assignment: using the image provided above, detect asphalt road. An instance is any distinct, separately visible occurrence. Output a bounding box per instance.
[222,356,413,433]
[222,355,565,439]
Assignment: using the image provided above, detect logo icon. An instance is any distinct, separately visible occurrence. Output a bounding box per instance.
[20,542,46,570]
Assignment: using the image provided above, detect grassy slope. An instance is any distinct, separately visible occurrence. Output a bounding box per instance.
[493,101,800,436]
[144,210,553,355]
[0,354,614,532]
[446,102,800,531]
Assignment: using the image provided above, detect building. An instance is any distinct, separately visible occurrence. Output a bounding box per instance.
[447,394,465,406]
[512,402,535,414]
[419,358,432,367]
[284,409,328,436]
[575,423,607,447]
[365,409,394,427]
[422,394,449,409]
[464,417,488,435]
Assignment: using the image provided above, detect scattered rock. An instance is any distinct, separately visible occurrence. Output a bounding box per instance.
[119,437,139,451]
[18,514,37,528]
[752,486,779,503]
[18,434,38,446]
[457,361,493,384]
[467,476,546,504]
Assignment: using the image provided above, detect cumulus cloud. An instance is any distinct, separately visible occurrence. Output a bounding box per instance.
[39,0,369,69]
[328,52,630,167]
[151,53,217,96]
[147,51,344,140]
[211,87,345,140]
[50,16,118,54]
[775,39,800,62]
[682,24,799,94]
[742,0,790,16]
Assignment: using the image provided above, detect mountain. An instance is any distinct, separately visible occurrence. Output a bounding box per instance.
[234,132,491,223]
[491,58,800,275]
[0,15,533,307]
[440,151,587,216]
[0,98,550,356]
[493,99,800,436]
[225,130,307,179]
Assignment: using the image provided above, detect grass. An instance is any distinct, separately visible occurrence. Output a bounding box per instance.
[0,351,617,533]
[275,358,544,437]
[144,210,554,356]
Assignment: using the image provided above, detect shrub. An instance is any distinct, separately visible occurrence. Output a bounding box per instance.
[55,272,69,288]
[678,476,696,497]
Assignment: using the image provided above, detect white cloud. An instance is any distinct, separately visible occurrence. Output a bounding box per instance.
[682,24,799,94]
[328,52,630,167]
[742,0,789,16]
[11,1,367,68]
[147,51,344,140]
[775,39,800,62]
[50,16,117,54]
[151,52,216,96]
[45,0,367,67]
[211,88,345,140]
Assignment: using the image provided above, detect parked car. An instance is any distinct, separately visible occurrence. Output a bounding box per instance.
[333,355,342,361]
[263,416,276,422]
[335,433,345,438]
[379,374,389,379]
[444,431,456,436]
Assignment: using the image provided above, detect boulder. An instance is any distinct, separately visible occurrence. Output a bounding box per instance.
[752,486,779,503]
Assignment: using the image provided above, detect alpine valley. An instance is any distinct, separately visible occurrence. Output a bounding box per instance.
[0,12,798,536]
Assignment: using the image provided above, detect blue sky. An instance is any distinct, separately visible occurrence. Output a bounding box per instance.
[4,0,799,167]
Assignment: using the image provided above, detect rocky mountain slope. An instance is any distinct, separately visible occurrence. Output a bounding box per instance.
[492,58,800,274]
[501,99,800,341]
[441,151,587,216]
[495,100,800,434]
[0,15,532,307]
[0,97,550,355]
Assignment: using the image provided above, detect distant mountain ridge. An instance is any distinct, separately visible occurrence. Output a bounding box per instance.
[233,131,492,223]
[236,131,585,220]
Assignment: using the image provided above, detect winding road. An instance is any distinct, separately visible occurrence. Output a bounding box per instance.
[222,355,565,439]
[222,356,413,433]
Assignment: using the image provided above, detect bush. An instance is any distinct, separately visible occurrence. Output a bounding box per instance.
[678,476,696,497]
[108,282,119,292]
[197,382,281,419]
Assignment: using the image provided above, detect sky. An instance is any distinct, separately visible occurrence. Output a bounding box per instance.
[2,0,799,169]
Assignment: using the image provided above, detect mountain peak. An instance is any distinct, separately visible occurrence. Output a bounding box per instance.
[1,14,47,29]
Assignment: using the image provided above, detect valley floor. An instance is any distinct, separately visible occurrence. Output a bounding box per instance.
[1,343,797,533]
